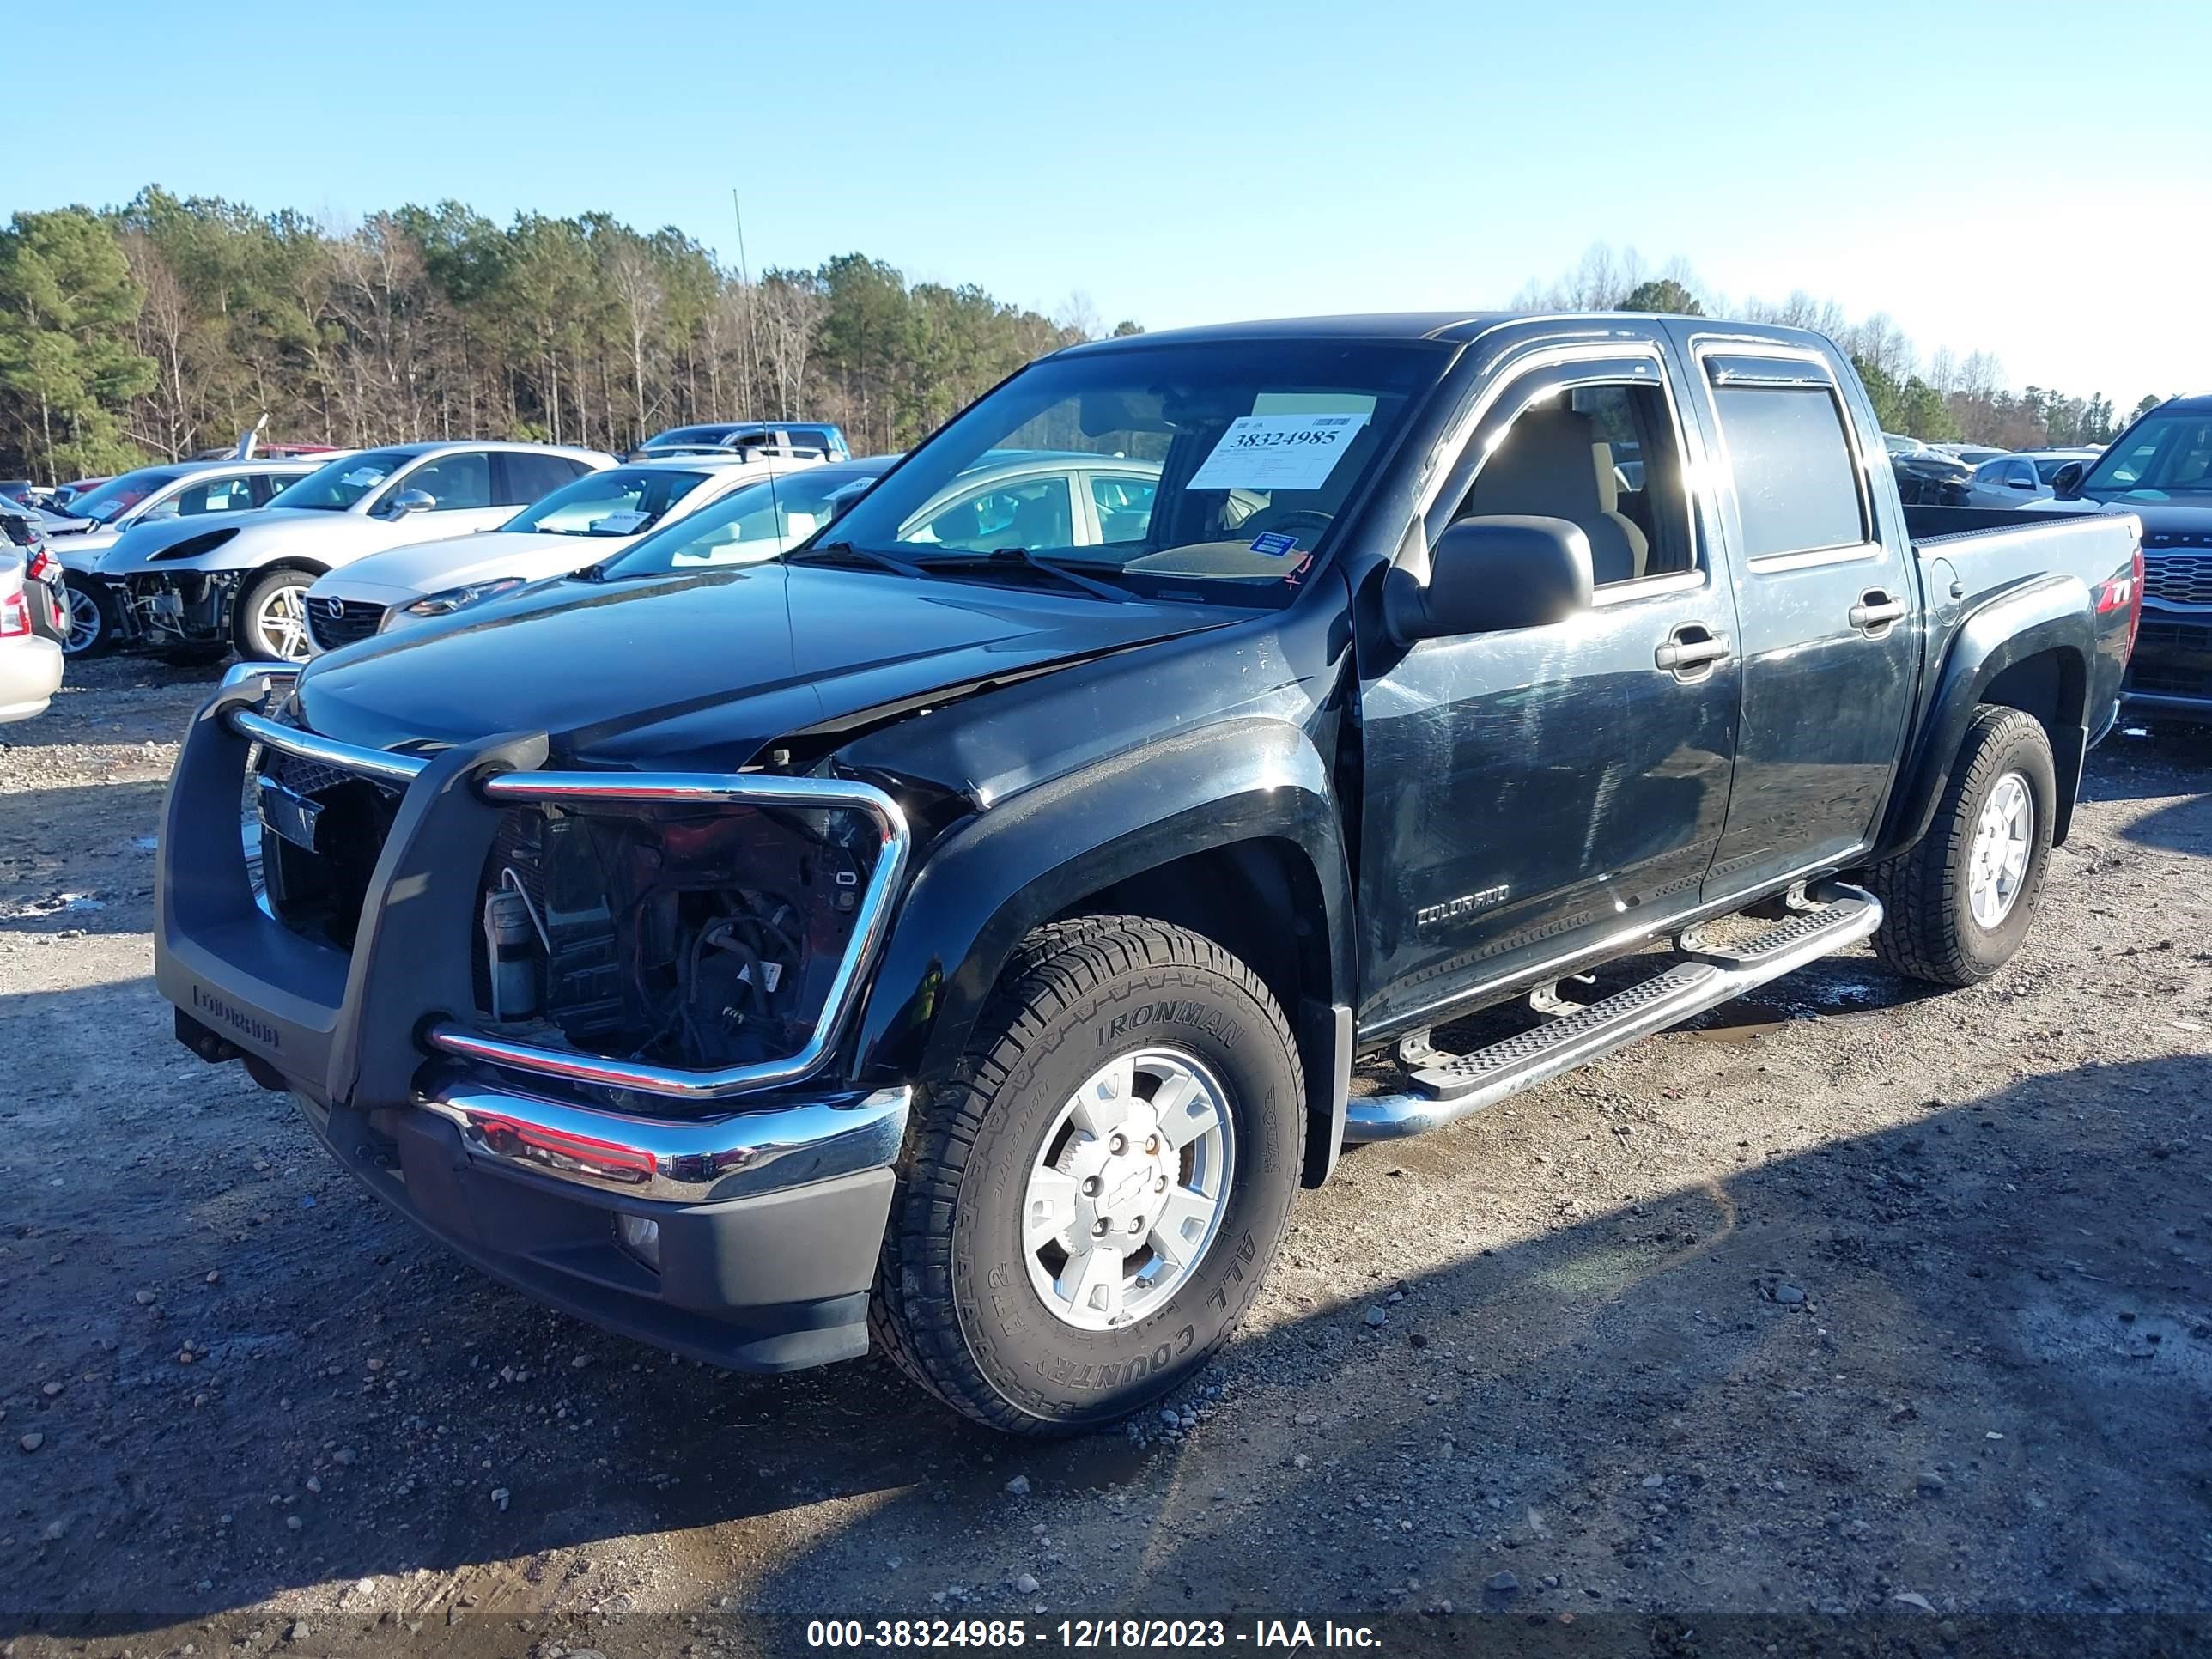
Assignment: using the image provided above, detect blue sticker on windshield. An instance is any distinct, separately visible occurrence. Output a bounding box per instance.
[1249,531,1300,557]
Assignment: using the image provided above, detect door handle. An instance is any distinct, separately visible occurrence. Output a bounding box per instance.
[1655,623,1730,677]
[1850,589,1907,634]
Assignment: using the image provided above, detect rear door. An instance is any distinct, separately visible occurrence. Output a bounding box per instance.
[1353,337,1741,1036]
[1666,331,1919,899]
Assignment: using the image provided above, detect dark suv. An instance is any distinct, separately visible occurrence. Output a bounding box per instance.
[2043,393,2212,719]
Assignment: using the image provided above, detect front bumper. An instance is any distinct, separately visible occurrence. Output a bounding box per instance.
[290,1074,908,1370]
[2123,606,2212,720]
[158,666,915,1370]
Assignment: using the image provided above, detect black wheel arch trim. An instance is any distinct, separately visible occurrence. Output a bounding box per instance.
[1879,573,2094,859]
[850,717,1354,1180]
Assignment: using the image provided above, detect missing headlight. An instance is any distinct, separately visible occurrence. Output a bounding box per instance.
[475,799,874,1070]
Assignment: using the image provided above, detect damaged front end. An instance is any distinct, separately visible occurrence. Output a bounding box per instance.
[124,567,241,649]
[470,795,882,1076]
[421,769,908,1101]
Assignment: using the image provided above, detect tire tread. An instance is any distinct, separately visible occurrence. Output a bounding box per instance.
[1865,705,2052,987]
[870,914,1299,1435]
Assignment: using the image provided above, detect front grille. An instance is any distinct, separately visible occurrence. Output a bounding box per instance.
[254,741,403,950]
[2129,616,2212,699]
[2143,554,2212,606]
[307,598,386,652]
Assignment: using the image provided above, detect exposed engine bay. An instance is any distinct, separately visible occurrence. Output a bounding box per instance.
[477,801,873,1070]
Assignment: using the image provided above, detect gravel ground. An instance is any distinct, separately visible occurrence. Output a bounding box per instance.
[3,656,2209,1654]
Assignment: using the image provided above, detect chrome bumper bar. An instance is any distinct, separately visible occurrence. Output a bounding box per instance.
[416,1078,911,1203]
[216,665,910,1104]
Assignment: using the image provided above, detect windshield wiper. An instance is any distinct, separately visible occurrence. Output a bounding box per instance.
[789,539,930,578]
[922,546,1133,604]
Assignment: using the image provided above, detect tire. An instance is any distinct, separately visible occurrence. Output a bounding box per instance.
[62,575,121,659]
[232,568,316,663]
[1865,705,2056,988]
[872,915,1303,1435]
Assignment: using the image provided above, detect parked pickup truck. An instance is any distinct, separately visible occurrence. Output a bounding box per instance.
[155,313,2141,1434]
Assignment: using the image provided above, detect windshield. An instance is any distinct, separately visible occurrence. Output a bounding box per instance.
[70,466,189,524]
[805,338,1445,606]
[594,467,884,575]
[506,466,710,537]
[2081,411,2212,498]
[270,448,415,511]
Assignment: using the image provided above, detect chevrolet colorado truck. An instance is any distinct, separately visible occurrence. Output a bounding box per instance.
[156,313,2142,1435]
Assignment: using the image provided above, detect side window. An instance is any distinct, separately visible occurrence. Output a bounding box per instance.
[395,451,494,512]
[1973,459,2007,484]
[251,474,291,506]
[1453,380,1693,586]
[915,476,1075,551]
[1090,475,1158,544]
[170,474,258,516]
[496,452,586,506]
[1709,384,1868,558]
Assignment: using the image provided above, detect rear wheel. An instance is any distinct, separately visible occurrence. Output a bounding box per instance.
[872,916,1303,1434]
[1866,705,2056,987]
[233,568,316,662]
[62,576,120,659]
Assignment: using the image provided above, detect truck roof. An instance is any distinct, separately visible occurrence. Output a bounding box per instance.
[1060,311,1829,352]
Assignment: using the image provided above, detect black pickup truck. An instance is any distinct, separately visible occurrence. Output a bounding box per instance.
[156,313,2142,1435]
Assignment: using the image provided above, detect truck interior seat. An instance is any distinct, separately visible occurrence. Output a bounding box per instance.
[1460,407,1648,583]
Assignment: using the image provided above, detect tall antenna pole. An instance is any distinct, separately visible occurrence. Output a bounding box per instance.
[732,189,758,421]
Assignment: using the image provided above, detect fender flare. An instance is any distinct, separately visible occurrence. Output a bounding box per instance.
[1880,573,2094,856]
[850,718,1354,1170]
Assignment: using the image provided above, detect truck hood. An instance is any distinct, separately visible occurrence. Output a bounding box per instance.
[291,562,1232,769]
[100,506,404,574]
[312,530,633,604]
[2021,495,2212,535]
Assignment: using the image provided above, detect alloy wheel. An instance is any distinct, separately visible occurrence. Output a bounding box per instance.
[1967,770,2033,928]
[1021,1048,1235,1331]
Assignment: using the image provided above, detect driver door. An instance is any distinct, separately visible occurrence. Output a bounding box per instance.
[371,450,508,533]
[1354,343,1741,1037]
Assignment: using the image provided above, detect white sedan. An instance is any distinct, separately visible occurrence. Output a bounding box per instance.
[300,453,831,651]
[96,441,614,661]
[0,552,64,722]
[1961,448,2103,509]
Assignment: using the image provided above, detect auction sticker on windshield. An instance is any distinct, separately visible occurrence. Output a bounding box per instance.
[1187,411,1371,493]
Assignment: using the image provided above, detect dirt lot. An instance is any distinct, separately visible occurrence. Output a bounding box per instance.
[3,656,2209,1653]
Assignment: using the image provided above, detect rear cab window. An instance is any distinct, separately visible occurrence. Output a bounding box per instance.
[1700,352,1871,563]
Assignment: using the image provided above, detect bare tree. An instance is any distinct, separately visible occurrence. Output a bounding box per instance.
[756,276,826,419]
[1054,289,1103,342]
[605,243,665,446]
[119,231,194,459]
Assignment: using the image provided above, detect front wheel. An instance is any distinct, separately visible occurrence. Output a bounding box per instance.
[872,916,1303,1434]
[233,568,316,662]
[62,575,121,659]
[1866,705,2057,987]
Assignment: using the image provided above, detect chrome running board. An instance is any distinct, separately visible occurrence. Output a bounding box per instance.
[1343,883,1882,1144]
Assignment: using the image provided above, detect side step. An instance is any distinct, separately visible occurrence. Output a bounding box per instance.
[1343,883,1882,1143]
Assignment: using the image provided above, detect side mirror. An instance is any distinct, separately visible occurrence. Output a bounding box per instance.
[382,488,435,520]
[2050,461,2086,501]
[2008,476,2034,491]
[1385,515,1594,645]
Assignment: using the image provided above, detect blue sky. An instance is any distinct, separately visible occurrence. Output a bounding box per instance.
[10,0,2208,410]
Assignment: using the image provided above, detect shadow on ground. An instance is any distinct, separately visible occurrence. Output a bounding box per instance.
[6,1036,2205,1634]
